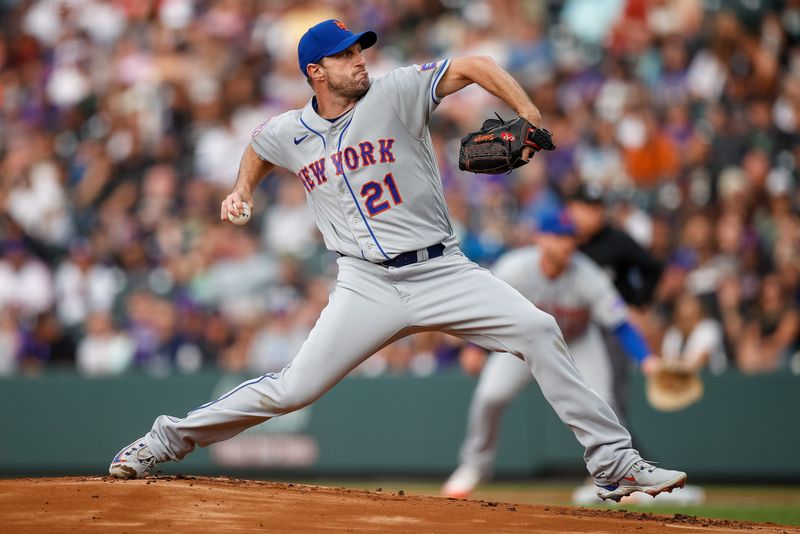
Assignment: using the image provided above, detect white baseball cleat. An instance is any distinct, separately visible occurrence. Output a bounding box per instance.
[595,460,687,502]
[442,465,487,499]
[108,437,157,479]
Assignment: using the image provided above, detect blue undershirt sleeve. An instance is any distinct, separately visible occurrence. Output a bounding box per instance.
[611,321,650,363]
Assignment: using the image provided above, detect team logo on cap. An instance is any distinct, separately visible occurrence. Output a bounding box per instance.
[501,132,515,141]
[334,20,349,31]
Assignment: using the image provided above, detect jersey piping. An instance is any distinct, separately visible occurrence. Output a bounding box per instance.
[299,116,326,150]
[337,116,391,259]
[187,372,279,414]
[431,59,451,105]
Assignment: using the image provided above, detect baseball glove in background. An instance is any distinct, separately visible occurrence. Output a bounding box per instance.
[458,114,555,174]
[646,361,704,412]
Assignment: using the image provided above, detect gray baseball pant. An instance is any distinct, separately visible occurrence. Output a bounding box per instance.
[143,252,638,484]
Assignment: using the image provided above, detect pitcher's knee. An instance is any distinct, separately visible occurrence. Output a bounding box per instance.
[519,311,561,341]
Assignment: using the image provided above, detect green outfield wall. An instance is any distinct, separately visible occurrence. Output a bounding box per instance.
[0,371,797,481]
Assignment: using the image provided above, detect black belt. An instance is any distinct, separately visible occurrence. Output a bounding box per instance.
[379,243,445,268]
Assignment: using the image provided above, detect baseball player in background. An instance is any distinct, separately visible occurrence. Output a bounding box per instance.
[443,209,658,499]
[109,19,686,502]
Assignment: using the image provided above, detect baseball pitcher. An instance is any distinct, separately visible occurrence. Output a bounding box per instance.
[109,19,686,502]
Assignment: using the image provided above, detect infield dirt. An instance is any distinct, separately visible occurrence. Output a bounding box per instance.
[1,476,797,533]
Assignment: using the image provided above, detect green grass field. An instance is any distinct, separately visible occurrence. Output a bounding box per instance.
[303,479,800,526]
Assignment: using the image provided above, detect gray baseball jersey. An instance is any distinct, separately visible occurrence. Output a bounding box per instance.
[492,246,628,342]
[251,59,457,261]
[138,61,640,486]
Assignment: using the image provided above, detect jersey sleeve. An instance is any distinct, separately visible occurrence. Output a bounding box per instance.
[580,258,629,329]
[383,59,452,138]
[250,117,289,169]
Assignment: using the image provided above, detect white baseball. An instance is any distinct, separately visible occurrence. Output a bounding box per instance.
[227,202,251,225]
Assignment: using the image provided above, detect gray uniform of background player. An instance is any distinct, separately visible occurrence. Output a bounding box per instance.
[141,60,640,485]
[457,246,631,478]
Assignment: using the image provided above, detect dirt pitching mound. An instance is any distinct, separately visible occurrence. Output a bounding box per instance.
[0,476,796,533]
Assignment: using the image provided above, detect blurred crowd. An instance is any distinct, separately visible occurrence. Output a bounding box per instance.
[0,0,798,378]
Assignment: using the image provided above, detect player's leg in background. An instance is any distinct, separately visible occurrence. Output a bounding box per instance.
[457,353,533,477]
[144,257,411,463]
[405,254,638,486]
[444,352,533,497]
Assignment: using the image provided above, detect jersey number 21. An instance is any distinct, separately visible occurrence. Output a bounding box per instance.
[360,173,403,217]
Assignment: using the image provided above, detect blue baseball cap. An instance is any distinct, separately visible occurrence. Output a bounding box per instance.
[298,19,377,76]
[538,210,576,236]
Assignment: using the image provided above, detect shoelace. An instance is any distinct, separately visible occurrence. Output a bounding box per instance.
[142,456,156,472]
[135,447,157,471]
[634,460,657,473]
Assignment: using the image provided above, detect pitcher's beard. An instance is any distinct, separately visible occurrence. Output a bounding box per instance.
[327,73,371,100]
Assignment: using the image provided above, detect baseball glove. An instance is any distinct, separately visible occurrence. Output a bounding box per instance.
[646,361,704,412]
[458,114,555,174]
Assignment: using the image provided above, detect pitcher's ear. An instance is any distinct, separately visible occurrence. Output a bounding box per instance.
[307,63,325,83]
